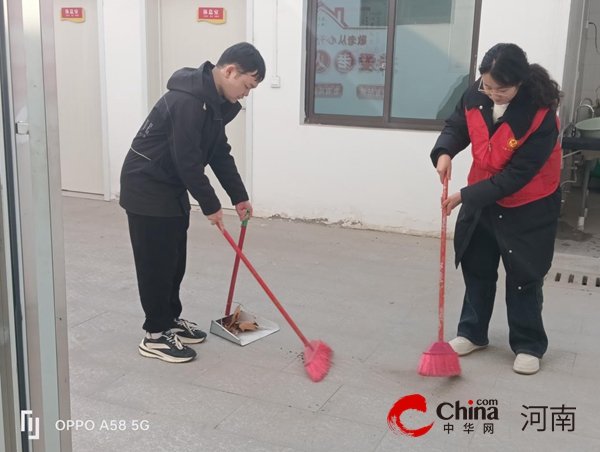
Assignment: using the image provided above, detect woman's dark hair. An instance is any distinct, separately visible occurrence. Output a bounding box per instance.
[217,42,266,83]
[479,43,563,110]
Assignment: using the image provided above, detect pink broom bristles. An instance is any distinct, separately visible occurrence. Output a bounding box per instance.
[304,340,333,382]
[418,341,460,377]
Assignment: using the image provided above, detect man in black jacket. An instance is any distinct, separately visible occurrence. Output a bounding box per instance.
[120,43,265,363]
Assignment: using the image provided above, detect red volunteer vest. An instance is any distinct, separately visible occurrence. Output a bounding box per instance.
[465,107,562,207]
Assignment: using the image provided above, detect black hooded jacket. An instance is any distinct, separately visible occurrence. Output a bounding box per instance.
[119,62,248,217]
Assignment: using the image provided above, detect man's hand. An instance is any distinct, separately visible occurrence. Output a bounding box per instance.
[442,192,462,216]
[207,209,225,229]
[235,201,253,222]
[436,154,452,184]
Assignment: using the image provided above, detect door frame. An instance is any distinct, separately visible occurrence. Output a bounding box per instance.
[3,0,73,449]
[97,0,111,201]
[245,0,254,199]
[141,0,255,201]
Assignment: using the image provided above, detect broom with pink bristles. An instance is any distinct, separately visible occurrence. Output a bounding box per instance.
[417,177,461,377]
[217,224,333,382]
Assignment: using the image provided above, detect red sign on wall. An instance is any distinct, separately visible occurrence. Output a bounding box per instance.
[60,7,85,23]
[198,7,226,24]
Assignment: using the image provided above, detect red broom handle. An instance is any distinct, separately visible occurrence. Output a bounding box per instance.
[439,177,449,342]
[225,221,248,316]
[218,224,311,347]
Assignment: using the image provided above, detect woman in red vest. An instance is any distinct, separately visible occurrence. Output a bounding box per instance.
[430,43,563,375]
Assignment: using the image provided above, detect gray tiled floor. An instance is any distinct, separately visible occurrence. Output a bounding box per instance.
[64,197,600,452]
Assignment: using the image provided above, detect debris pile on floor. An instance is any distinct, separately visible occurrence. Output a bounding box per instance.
[224,305,258,335]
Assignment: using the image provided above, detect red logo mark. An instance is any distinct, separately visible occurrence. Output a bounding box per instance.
[387,394,434,438]
[334,50,356,74]
[315,50,331,74]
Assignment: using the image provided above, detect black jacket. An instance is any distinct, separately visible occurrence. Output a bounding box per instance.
[430,80,561,274]
[119,62,248,217]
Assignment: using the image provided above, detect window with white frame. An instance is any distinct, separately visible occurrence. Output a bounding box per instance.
[305,0,482,130]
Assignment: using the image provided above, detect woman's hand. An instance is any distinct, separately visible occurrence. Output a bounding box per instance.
[442,192,462,216]
[436,154,452,184]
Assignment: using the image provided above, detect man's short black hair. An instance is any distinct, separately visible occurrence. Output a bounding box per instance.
[217,42,266,83]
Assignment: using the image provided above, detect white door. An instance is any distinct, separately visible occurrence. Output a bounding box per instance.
[54,0,104,196]
[159,0,247,210]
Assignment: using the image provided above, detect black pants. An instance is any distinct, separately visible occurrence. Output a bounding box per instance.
[458,208,548,358]
[127,212,189,333]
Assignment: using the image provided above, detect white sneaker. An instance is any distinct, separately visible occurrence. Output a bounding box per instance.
[449,337,487,356]
[513,354,540,375]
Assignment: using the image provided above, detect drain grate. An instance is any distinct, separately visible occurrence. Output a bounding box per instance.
[548,271,600,290]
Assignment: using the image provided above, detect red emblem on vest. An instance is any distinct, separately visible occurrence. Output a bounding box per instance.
[465,107,561,207]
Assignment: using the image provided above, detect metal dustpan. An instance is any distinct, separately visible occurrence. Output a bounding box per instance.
[210,307,279,346]
[210,218,279,346]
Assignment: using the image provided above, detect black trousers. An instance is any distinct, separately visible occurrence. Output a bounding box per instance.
[127,212,189,333]
[457,207,549,358]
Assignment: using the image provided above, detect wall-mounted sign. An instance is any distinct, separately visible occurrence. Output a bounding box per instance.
[356,85,385,100]
[198,7,226,24]
[61,8,85,23]
[315,83,343,98]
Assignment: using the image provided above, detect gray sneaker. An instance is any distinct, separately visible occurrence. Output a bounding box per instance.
[139,330,197,363]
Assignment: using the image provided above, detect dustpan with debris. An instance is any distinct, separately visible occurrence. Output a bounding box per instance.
[210,218,279,346]
[211,304,280,346]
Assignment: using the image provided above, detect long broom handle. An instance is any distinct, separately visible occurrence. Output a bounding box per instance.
[225,219,248,316]
[439,177,449,342]
[218,224,311,348]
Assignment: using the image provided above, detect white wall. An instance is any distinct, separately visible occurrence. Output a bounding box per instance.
[249,0,573,235]
[102,0,146,199]
[98,0,574,236]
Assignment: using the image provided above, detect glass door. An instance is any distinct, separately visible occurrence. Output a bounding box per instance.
[1,0,72,450]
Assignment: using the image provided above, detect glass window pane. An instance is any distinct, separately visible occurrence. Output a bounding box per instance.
[313,0,389,117]
[391,0,476,120]
[396,0,452,25]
